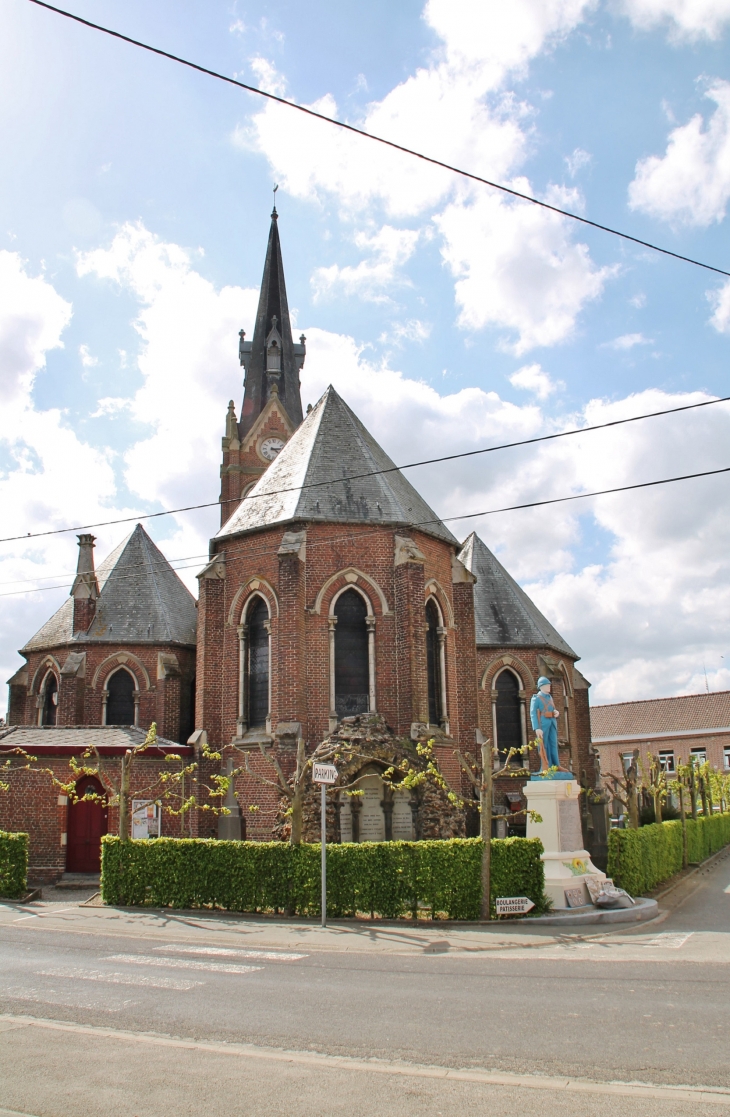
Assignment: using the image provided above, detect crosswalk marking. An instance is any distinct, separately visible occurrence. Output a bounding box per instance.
[35,967,202,990]
[153,944,307,962]
[642,932,694,949]
[106,953,263,974]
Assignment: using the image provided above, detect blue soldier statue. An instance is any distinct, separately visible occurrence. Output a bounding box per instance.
[530,676,567,774]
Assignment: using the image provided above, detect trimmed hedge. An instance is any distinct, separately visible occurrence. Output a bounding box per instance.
[101,835,546,920]
[0,831,28,899]
[608,813,730,895]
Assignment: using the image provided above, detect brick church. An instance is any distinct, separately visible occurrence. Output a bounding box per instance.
[1,209,600,881]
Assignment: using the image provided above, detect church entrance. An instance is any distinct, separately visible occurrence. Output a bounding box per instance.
[66,776,108,873]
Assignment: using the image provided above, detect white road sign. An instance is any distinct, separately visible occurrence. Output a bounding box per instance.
[313,763,338,785]
[495,896,535,916]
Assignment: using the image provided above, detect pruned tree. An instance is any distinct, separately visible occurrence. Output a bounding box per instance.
[58,723,199,839]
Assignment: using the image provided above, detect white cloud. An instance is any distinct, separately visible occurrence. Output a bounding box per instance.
[312,226,420,301]
[708,278,730,332]
[78,343,98,368]
[619,0,730,41]
[380,319,432,346]
[89,396,130,418]
[77,223,259,529]
[244,1,597,220]
[436,185,615,353]
[0,252,71,403]
[0,254,128,715]
[509,363,563,398]
[564,147,592,177]
[629,80,730,226]
[249,56,287,97]
[603,332,653,349]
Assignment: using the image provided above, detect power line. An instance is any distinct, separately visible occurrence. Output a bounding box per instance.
[0,552,209,590]
[25,0,730,280]
[0,560,206,600]
[4,464,730,601]
[0,392,727,545]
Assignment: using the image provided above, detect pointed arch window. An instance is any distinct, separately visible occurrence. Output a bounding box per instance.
[495,669,522,764]
[41,672,58,726]
[106,669,135,725]
[334,589,369,718]
[247,597,270,728]
[425,599,448,730]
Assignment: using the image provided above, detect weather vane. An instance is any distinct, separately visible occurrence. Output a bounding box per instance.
[272,183,279,216]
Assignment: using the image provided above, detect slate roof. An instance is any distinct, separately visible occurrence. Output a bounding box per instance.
[0,725,189,753]
[458,532,577,657]
[21,525,197,652]
[591,691,730,741]
[217,385,459,545]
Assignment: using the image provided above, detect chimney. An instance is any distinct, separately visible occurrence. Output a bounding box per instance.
[71,533,100,635]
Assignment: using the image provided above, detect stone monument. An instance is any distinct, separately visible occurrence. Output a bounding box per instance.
[525,677,605,908]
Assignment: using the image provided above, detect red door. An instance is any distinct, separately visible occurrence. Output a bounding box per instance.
[66,777,108,873]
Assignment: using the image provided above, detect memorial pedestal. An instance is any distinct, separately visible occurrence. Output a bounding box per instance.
[524,778,605,908]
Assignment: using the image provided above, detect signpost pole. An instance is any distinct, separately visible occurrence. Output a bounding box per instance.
[321,781,327,928]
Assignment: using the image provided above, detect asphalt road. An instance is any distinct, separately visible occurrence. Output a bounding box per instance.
[1,848,729,1117]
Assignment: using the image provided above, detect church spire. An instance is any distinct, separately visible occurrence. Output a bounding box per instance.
[238,208,305,437]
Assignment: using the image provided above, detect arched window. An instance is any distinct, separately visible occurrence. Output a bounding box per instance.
[495,669,522,764]
[106,669,135,725]
[41,673,58,726]
[247,597,270,728]
[426,599,442,726]
[334,589,369,717]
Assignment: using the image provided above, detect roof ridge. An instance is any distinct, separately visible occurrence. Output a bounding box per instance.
[591,690,730,710]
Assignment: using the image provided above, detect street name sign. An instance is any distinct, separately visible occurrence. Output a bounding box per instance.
[495,896,535,916]
[313,763,338,784]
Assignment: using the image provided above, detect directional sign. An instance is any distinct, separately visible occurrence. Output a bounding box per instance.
[313,763,338,785]
[495,896,535,916]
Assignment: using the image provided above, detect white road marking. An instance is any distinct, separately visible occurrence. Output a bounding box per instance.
[724,882,730,893]
[34,967,202,990]
[2,988,136,1012]
[153,945,307,961]
[11,907,77,923]
[3,1014,730,1106]
[106,953,263,975]
[642,932,694,949]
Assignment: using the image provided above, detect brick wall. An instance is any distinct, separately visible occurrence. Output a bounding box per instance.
[13,643,196,743]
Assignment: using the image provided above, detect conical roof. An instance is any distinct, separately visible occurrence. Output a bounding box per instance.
[458,532,576,657]
[217,385,458,545]
[239,209,304,437]
[22,525,197,651]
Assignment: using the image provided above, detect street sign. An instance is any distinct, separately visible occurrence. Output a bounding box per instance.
[495,896,535,916]
[313,763,338,784]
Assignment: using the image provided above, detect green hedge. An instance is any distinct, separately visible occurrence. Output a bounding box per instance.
[607,813,730,895]
[0,831,28,899]
[101,836,546,920]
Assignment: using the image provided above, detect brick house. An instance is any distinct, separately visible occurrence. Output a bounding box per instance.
[2,207,601,877]
[592,691,730,784]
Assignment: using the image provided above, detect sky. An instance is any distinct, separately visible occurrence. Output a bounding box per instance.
[1,0,730,715]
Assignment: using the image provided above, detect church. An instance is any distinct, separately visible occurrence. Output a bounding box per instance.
[1,210,601,881]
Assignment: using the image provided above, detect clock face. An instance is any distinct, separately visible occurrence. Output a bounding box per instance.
[260,436,285,461]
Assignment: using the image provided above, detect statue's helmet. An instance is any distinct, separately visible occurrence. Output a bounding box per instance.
[537,676,551,688]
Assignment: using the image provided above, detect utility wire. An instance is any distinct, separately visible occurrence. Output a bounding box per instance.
[0,552,209,590]
[0,393,727,545]
[4,464,730,600]
[25,0,730,280]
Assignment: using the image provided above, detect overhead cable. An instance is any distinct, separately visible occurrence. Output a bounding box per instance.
[0,393,728,545]
[3,465,730,599]
[25,0,730,279]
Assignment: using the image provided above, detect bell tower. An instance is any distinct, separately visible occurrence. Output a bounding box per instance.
[220,208,306,527]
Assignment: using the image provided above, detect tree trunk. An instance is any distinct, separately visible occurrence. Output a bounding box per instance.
[679,782,688,870]
[480,737,492,920]
[119,750,131,841]
[689,767,698,820]
[700,775,709,818]
[289,737,306,845]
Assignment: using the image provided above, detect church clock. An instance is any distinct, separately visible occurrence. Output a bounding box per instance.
[260,436,285,462]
